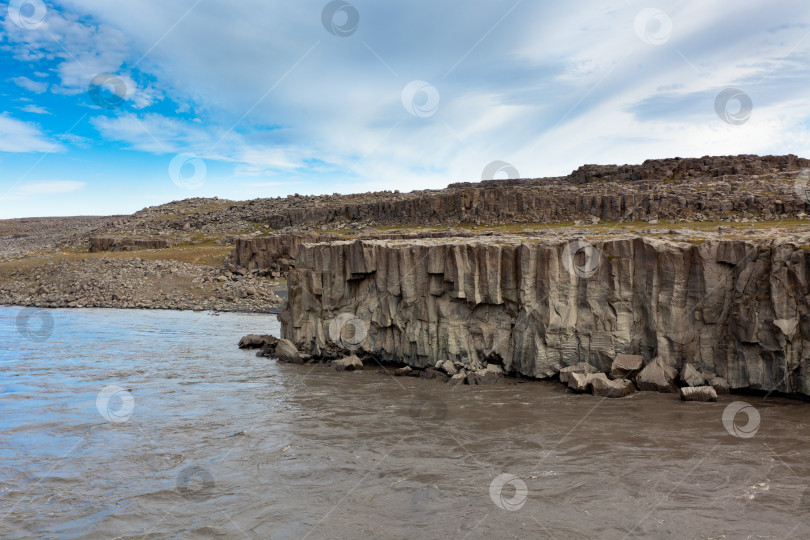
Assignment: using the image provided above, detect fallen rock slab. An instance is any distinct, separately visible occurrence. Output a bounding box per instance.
[708,376,730,394]
[560,362,597,384]
[680,386,718,402]
[239,334,277,349]
[332,355,364,371]
[636,357,679,393]
[590,374,636,398]
[609,354,643,380]
[567,372,595,393]
[394,366,414,376]
[275,339,302,364]
[467,370,499,385]
[680,363,706,387]
[448,373,467,387]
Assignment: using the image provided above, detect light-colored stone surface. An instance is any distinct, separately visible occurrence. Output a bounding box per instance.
[332,355,363,371]
[636,357,679,393]
[680,363,707,387]
[610,354,643,380]
[559,362,598,384]
[680,386,718,402]
[279,235,810,396]
[590,374,636,398]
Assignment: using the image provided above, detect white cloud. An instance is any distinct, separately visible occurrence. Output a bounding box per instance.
[0,181,86,201]
[0,114,61,153]
[20,104,51,114]
[11,76,48,93]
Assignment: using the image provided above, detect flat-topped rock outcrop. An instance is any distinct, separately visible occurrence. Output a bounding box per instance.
[279,234,810,397]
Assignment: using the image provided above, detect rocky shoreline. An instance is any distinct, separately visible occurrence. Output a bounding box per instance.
[240,334,733,401]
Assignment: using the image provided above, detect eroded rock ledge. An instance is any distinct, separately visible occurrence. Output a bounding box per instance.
[279,235,810,397]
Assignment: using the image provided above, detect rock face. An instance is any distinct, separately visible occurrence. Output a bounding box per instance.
[89,236,172,252]
[258,155,810,229]
[279,235,810,397]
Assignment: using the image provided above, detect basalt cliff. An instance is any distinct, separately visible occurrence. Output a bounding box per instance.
[279,235,810,397]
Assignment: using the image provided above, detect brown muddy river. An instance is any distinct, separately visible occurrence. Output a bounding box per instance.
[2,307,810,539]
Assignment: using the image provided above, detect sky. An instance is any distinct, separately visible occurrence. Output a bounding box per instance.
[1,0,810,218]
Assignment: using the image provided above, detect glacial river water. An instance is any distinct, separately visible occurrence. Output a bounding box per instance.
[2,306,810,539]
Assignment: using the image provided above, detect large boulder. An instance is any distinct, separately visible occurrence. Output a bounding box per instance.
[609,354,643,380]
[467,370,499,385]
[238,334,277,349]
[567,372,595,393]
[332,355,364,371]
[635,357,678,393]
[708,376,730,394]
[448,373,467,387]
[680,386,718,402]
[559,362,597,384]
[590,374,636,398]
[679,363,706,387]
[438,360,458,376]
[275,339,302,364]
[420,368,449,381]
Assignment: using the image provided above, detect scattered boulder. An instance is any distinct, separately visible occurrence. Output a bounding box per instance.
[559,362,597,384]
[275,339,302,364]
[636,357,679,393]
[439,360,458,376]
[394,366,414,376]
[467,369,499,385]
[609,354,643,380]
[680,386,718,402]
[238,334,277,349]
[420,368,449,381]
[590,374,636,398]
[708,376,730,394]
[332,355,364,372]
[679,363,706,387]
[567,372,595,393]
[448,373,467,387]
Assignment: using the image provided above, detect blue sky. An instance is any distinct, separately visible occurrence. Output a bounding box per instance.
[1,0,810,218]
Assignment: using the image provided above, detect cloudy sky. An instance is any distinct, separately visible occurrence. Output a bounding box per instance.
[1,0,809,218]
